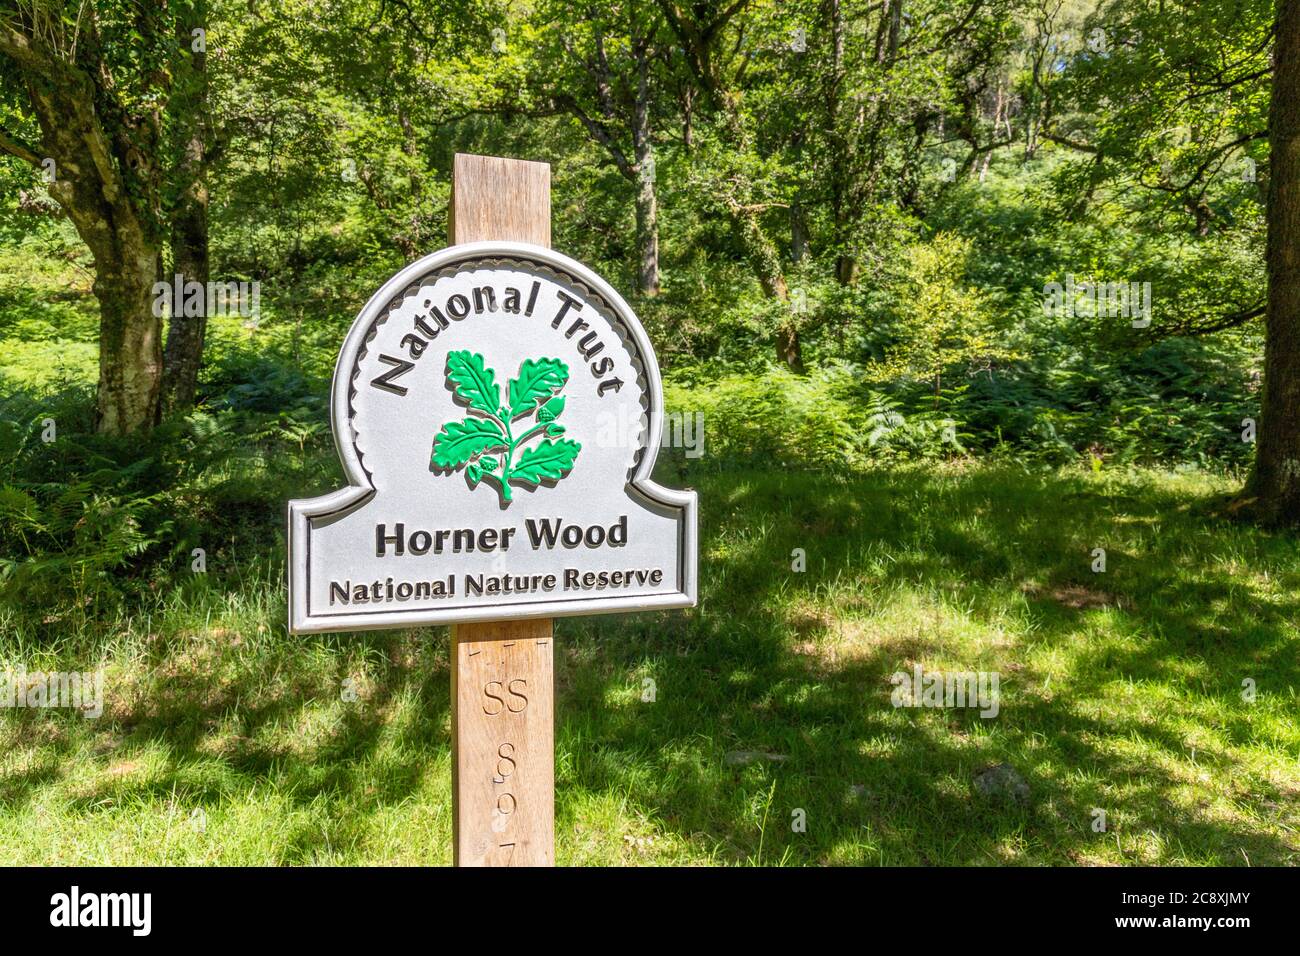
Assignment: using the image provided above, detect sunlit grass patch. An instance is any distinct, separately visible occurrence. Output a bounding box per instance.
[0,463,1296,865]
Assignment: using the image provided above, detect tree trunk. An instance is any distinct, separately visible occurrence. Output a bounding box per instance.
[95,251,165,434]
[791,201,808,263]
[162,9,209,414]
[885,0,902,59]
[1,18,166,435]
[633,154,660,296]
[776,322,805,374]
[681,83,694,149]
[658,1,802,370]
[1249,0,1300,523]
[825,0,858,286]
[163,195,208,412]
[632,44,661,296]
[10,73,162,432]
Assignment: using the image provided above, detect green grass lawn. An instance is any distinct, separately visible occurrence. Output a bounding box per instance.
[2,462,1296,865]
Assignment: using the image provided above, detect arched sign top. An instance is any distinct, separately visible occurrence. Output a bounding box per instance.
[289,240,698,634]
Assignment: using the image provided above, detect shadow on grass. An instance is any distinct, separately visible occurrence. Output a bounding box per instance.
[3,463,1296,864]
[557,464,1299,865]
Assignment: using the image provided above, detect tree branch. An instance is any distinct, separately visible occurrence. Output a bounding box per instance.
[1166,302,1266,336]
[0,25,49,70]
[1042,131,1100,154]
[551,94,635,180]
[0,126,43,166]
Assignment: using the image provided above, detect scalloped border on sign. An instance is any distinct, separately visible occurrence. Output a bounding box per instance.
[347,253,650,484]
[287,241,698,635]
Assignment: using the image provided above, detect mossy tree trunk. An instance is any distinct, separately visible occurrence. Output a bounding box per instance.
[0,13,168,435]
[163,2,210,415]
[1249,0,1300,523]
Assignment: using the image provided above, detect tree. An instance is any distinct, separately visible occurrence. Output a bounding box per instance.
[529,0,669,296]
[818,0,1020,284]
[1037,0,1271,248]
[162,0,210,413]
[254,0,484,263]
[876,234,1001,396]
[659,0,807,370]
[1250,0,1300,523]
[0,1,178,434]
[1021,0,1290,517]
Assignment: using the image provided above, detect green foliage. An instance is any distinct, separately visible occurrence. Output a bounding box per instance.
[665,321,1257,470]
[0,0,1290,870]
[863,392,967,458]
[0,0,1276,619]
[0,387,174,624]
[664,365,963,471]
[0,371,337,632]
[872,233,1010,396]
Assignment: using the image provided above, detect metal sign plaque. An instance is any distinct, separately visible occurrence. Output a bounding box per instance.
[288,241,698,633]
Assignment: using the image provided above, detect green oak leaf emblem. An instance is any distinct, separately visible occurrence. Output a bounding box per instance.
[431,350,580,504]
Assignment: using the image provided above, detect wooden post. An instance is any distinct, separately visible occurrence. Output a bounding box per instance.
[448,153,555,867]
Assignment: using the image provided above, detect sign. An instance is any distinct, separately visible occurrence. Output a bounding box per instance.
[287,240,698,634]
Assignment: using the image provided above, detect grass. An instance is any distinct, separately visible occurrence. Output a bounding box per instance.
[2,460,1297,865]
[0,227,98,389]
[0,226,1292,865]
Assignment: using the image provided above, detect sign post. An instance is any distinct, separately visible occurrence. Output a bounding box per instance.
[448,154,554,866]
[288,152,696,867]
